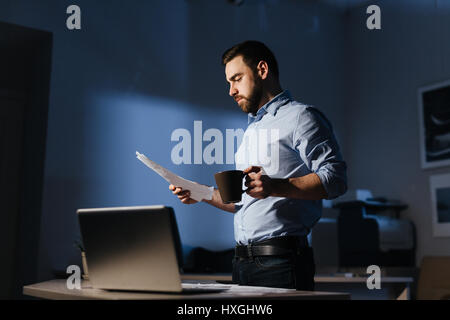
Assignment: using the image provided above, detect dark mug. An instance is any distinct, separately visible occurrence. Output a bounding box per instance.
[214,170,248,204]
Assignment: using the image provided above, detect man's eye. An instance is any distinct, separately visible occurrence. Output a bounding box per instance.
[236,77,242,82]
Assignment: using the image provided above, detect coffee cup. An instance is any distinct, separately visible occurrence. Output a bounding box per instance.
[214,170,247,204]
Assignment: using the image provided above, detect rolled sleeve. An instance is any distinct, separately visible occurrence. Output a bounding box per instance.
[294,106,347,200]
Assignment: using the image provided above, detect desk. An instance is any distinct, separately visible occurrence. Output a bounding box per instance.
[181,274,414,300]
[23,280,349,300]
[314,276,414,300]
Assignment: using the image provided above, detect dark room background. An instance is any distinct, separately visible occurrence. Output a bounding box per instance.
[1,0,450,297]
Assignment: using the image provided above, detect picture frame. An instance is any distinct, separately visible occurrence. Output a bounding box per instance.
[429,173,450,237]
[418,79,450,169]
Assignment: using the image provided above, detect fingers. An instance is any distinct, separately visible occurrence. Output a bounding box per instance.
[245,172,260,182]
[170,185,184,195]
[245,171,262,187]
[245,179,261,189]
[243,166,262,174]
[248,172,261,179]
[245,186,269,199]
[175,189,191,198]
[169,185,193,203]
[244,174,271,199]
[179,191,191,202]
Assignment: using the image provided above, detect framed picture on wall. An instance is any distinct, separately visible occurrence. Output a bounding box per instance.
[429,173,450,237]
[418,79,450,169]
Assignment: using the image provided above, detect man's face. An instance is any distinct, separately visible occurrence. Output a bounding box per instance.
[225,55,263,114]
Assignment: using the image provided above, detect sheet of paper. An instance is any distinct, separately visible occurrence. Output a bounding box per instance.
[136,151,214,202]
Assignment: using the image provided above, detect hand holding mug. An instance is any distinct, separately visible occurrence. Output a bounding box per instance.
[214,166,273,204]
[244,166,273,199]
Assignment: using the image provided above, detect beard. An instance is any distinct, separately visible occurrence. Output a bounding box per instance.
[237,79,263,114]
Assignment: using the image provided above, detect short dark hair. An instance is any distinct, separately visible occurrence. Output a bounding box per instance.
[222,40,279,78]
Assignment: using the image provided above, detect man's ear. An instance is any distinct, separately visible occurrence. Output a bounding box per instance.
[257,61,269,80]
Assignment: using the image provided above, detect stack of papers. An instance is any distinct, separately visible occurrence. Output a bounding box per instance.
[136,151,214,202]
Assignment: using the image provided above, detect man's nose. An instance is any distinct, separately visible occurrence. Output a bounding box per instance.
[229,84,237,97]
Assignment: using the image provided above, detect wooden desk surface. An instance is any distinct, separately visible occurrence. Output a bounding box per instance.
[23,280,350,300]
[181,273,414,284]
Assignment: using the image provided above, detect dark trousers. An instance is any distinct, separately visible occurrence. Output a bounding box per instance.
[232,246,316,291]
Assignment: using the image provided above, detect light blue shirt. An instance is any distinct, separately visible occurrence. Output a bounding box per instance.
[234,90,347,245]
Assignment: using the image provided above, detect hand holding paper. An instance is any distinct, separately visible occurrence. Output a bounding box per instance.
[136,151,214,202]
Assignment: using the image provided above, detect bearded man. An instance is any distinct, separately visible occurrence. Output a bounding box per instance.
[170,40,347,291]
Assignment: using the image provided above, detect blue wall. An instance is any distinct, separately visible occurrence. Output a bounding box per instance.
[0,0,347,280]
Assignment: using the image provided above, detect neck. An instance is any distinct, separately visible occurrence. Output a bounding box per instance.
[257,84,283,111]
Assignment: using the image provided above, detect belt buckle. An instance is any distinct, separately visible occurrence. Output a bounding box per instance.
[247,243,253,261]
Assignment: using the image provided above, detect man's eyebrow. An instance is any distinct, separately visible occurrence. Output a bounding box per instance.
[228,72,243,82]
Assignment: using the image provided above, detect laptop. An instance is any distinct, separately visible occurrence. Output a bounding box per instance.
[77,205,230,293]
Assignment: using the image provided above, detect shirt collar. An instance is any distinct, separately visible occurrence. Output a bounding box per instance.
[247,90,292,124]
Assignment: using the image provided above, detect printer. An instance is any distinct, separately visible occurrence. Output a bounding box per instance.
[332,190,416,268]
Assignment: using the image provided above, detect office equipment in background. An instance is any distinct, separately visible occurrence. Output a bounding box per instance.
[77,205,228,293]
[332,190,416,268]
[311,218,340,270]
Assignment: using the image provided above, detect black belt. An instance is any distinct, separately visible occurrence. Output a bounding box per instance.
[235,236,309,259]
